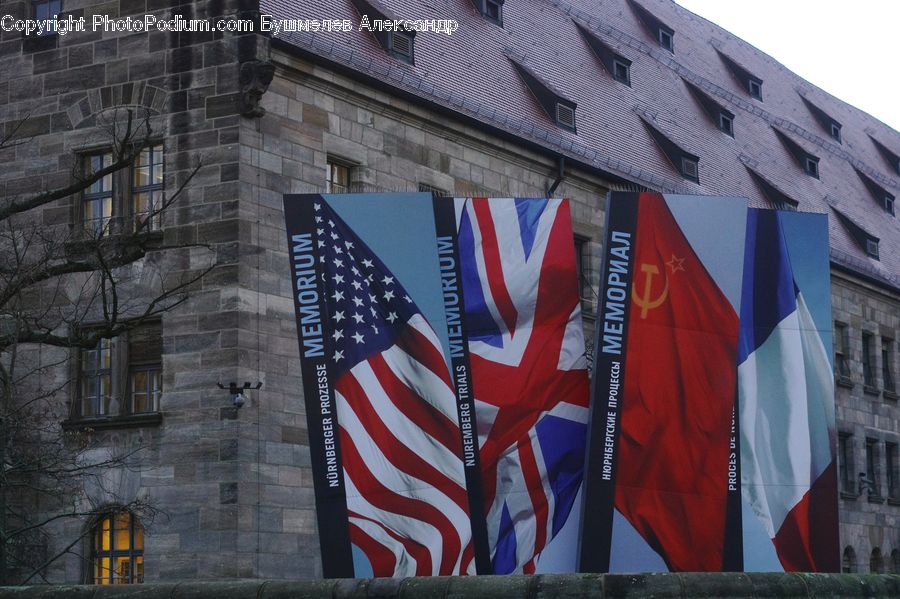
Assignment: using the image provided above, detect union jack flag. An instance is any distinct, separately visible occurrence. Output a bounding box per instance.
[314,200,475,577]
[456,198,590,574]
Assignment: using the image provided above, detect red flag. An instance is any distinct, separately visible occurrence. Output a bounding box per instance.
[614,193,739,571]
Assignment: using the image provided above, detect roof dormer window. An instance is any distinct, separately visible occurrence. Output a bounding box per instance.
[774,129,820,179]
[746,167,799,211]
[683,79,735,138]
[855,168,897,217]
[718,51,763,101]
[350,0,416,64]
[832,207,880,260]
[870,135,900,176]
[801,97,843,144]
[642,118,700,183]
[473,0,503,26]
[628,0,675,53]
[830,123,842,143]
[575,23,633,87]
[509,57,577,132]
[718,112,734,136]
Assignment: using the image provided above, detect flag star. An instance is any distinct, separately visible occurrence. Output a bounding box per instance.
[368,293,377,303]
[332,311,345,323]
[314,202,321,211]
[334,245,343,254]
[353,296,364,307]
[362,258,374,269]
[386,312,397,323]
[319,255,326,263]
[381,275,394,286]
[345,241,354,250]
[332,329,343,341]
[366,275,374,283]
[352,332,365,344]
[333,258,344,269]
[317,240,325,248]
[331,290,344,302]
[352,280,363,290]
[330,232,339,240]
[351,266,360,276]
[370,324,379,334]
[333,274,344,284]
[352,312,364,324]
[383,290,395,301]
[315,216,322,223]
[666,254,686,274]
[328,220,335,227]
[332,350,343,362]
[317,228,324,236]
[370,306,377,317]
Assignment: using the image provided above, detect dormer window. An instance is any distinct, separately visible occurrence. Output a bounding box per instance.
[830,123,842,143]
[576,23,632,87]
[350,0,416,64]
[745,166,799,211]
[509,57,577,132]
[870,135,900,176]
[719,112,734,136]
[801,97,843,144]
[613,59,631,85]
[472,0,503,26]
[748,79,762,100]
[683,79,735,138]
[718,51,763,101]
[628,0,675,53]
[855,168,896,217]
[658,28,673,52]
[832,207,880,260]
[556,103,576,130]
[642,118,700,183]
[805,156,819,178]
[774,129,820,179]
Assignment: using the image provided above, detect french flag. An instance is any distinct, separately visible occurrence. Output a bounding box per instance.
[737,209,840,572]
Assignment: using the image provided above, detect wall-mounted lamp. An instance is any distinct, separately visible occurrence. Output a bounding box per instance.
[217,381,262,409]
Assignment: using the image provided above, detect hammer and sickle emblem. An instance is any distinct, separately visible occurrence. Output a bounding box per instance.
[632,264,669,319]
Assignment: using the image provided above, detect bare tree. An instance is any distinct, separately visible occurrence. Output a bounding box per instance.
[0,109,209,584]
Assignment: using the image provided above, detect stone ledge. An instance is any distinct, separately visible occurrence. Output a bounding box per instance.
[4,573,900,598]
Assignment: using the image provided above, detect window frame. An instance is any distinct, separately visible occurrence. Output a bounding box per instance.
[92,511,144,585]
[657,28,673,52]
[804,156,819,179]
[839,432,855,495]
[830,122,842,143]
[718,112,734,137]
[748,78,762,100]
[862,332,877,390]
[834,322,851,386]
[79,144,165,237]
[612,58,631,86]
[78,337,112,418]
[886,441,898,500]
[326,158,355,194]
[865,437,881,499]
[680,156,699,182]
[32,0,61,35]
[883,339,896,394]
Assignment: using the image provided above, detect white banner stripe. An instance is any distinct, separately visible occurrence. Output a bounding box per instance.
[349,515,416,576]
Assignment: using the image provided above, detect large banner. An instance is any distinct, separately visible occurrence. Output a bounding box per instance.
[580,192,838,573]
[283,193,589,578]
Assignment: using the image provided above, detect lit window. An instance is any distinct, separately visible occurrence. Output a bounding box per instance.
[132,144,164,232]
[92,512,144,584]
[32,0,60,35]
[83,153,114,237]
[82,145,165,236]
[76,322,162,420]
[326,159,352,194]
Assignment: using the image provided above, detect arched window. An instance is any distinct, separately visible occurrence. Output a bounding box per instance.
[92,511,144,584]
[870,547,884,573]
[842,546,856,573]
[891,549,900,574]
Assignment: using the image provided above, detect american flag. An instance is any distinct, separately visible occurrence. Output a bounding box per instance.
[456,198,590,574]
[313,200,474,577]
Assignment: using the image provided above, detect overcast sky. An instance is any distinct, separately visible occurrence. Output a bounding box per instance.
[674,1,900,133]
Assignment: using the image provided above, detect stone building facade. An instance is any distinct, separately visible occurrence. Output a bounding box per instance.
[0,0,898,583]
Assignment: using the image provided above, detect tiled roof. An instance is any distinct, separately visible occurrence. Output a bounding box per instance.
[263,0,900,289]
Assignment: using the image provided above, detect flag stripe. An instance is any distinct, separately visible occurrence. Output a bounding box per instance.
[472,199,519,338]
